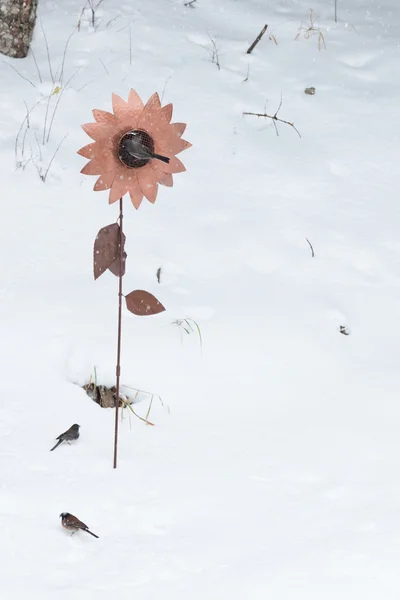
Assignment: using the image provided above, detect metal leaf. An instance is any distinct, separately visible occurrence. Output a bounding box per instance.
[108,231,127,277]
[93,223,120,280]
[108,250,127,277]
[125,290,166,316]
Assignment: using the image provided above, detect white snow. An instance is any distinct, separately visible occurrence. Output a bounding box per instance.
[1,0,400,597]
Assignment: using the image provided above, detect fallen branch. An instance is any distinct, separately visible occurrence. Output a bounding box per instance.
[243,96,301,138]
[246,24,268,54]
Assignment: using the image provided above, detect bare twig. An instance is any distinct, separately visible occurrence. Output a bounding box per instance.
[242,64,250,83]
[77,2,87,31]
[30,48,43,84]
[76,80,93,92]
[205,35,221,70]
[160,75,172,102]
[99,58,109,75]
[42,90,53,144]
[34,132,42,161]
[243,96,301,138]
[246,24,268,54]
[21,156,33,170]
[269,33,278,45]
[15,99,43,163]
[106,15,120,28]
[40,134,69,182]
[116,22,130,33]
[88,0,104,28]
[46,69,81,143]
[2,60,36,88]
[40,20,55,83]
[129,23,132,66]
[305,237,315,257]
[335,0,338,23]
[88,0,95,27]
[58,28,76,85]
[184,0,197,6]
[21,101,31,157]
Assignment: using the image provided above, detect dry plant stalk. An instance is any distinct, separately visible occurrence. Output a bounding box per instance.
[295,9,326,50]
[205,35,221,70]
[172,317,203,351]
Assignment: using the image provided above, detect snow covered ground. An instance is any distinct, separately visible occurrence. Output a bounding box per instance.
[1,0,400,597]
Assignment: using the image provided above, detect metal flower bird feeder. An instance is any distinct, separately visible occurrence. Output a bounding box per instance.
[78,90,191,468]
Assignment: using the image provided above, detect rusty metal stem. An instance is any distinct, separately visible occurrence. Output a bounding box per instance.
[113,197,123,469]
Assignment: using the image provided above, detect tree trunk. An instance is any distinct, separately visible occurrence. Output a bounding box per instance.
[0,0,38,58]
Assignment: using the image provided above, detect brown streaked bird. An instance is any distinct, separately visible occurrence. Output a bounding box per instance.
[50,424,80,451]
[60,512,99,538]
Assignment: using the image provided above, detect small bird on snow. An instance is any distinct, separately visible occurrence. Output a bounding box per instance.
[121,134,170,164]
[60,512,99,538]
[50,423,80,451]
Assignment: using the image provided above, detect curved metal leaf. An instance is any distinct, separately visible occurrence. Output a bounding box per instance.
[108,250,127,277]
[93,223,120,280]
[108,230,127,277]
[125,290,166,316]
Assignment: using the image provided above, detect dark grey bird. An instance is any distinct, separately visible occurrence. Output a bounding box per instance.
[60,512,99,538]
[121,135,170,164]
[50,424,80,451]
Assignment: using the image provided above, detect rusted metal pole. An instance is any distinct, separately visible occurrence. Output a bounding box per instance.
[113,197,123,469]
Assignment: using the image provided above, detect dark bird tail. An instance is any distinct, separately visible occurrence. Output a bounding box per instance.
[85,529,99,539]
[50,439,63,451]
[152,153,170,164]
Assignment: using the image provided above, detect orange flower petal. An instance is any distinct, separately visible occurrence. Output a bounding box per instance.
[158,133,192,156]
[170,122,186,137]
[156,156,186,174]
[136,165,159,203]
[175,139,192,154]
[112,93,130,120]
[128,176,144,209]
[156,170,173,187]
[128,89,144,111]
[77,142,97,159]
[138,93,162,132]
[89,138,116,171]
[80,159,104,175]
[81,123,104,141]
[94,171,115,191]
[160,103,173,124]
[92,109,115,126]
[115,113,140,133]
[109,176,129,204]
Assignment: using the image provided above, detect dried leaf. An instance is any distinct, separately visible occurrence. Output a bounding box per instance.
[93,223,120,280]
[125,290,166,316]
